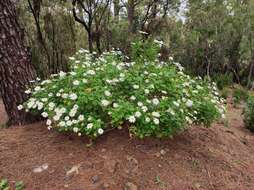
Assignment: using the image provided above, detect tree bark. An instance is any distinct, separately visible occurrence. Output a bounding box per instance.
[0,0,38,125]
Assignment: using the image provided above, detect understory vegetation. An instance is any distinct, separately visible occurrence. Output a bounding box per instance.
[244,95,254,132]
[0,179,25,190]
[19,41,225,139]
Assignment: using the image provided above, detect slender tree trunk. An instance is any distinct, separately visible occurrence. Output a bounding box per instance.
[247,53,254,88]
[95,25,102,54]
[113,0,120,22]
[127,0,135,33]
[27,0,50,77]
[88,31,93,53]
[0,0,38,125]
[228,35,242,84]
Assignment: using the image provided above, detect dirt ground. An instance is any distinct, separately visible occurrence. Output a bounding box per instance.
[0,100,254,190]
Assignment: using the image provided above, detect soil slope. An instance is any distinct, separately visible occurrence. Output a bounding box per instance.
[0,100,254,190]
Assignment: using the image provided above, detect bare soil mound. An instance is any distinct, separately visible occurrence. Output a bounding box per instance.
[0,100,254,190]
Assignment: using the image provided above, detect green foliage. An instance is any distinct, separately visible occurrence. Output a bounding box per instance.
[232,87,249,106]
[15,181,25,190]
[220,87,230,100]
[16,0,254,87]
[155,175,166,188]
[213,74,233,90]
[244,95,254,132]
[131,38,161,63]
[21,41,225,140]
[0,179,24,190]
[0,179,9,190]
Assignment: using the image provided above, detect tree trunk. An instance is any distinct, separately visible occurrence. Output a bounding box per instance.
[0,0,38,125]
[228,35,242,84]
[113,0,120,22]
[247,53,254,88]
[127,0,135,33]
[28,0,50,77]
[88,32,93,53]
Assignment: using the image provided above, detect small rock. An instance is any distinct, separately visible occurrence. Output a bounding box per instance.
[91,175,100,184]
[124,182,138,190]
[158,164,162,168]
[104,160,118,173]
[155,152,161,158]
[101,148,106,152]
[66,164,80,176]
[33,163,48,173]
[103,183,110,188]
[160,149,166,155]
[194,183,201,189]
[100,183,110,189]
[126,155,138,165]
[125,156,139,174]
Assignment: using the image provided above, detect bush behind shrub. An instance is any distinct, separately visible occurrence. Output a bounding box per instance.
[232,87,249,106]
[244,95,254,132]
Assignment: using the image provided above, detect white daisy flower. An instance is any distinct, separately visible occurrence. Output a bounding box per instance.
[113,103,119,108]
[25,89,31,94]
[73,80,80,86]
[53,115,60,121]
[98,128,104,135]
[152,111,160,118]
[82,79,88,83]
[145,117,151,123]
[135,111,142,118]
[128,116,136,123]
[173,101,180,107]
[41,112,48,118]
[46,119,52,126]
[59,121,65,127]
[87,123,93,129]
[59,71,66,77]
[34,86,41,91]
[73,127,79,133]
[104,90,111,97]
[62,93,68,99]
[78,115,84,121]
[137,102,143,107]
[153,118,160,125]
[186,100,193,107]
[69,93,78,100]
[152,98,160,105]
[133,85,139,89]
[17,105,23,110]
[66,120,73,126]
[130,96,136,100]
[87,70,96,75]
[141,106,148,112]
[101,99,110,107]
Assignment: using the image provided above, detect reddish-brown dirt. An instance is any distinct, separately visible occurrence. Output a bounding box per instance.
[0,99,254,190]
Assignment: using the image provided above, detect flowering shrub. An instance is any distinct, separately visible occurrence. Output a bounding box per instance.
[19,41,226,139]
